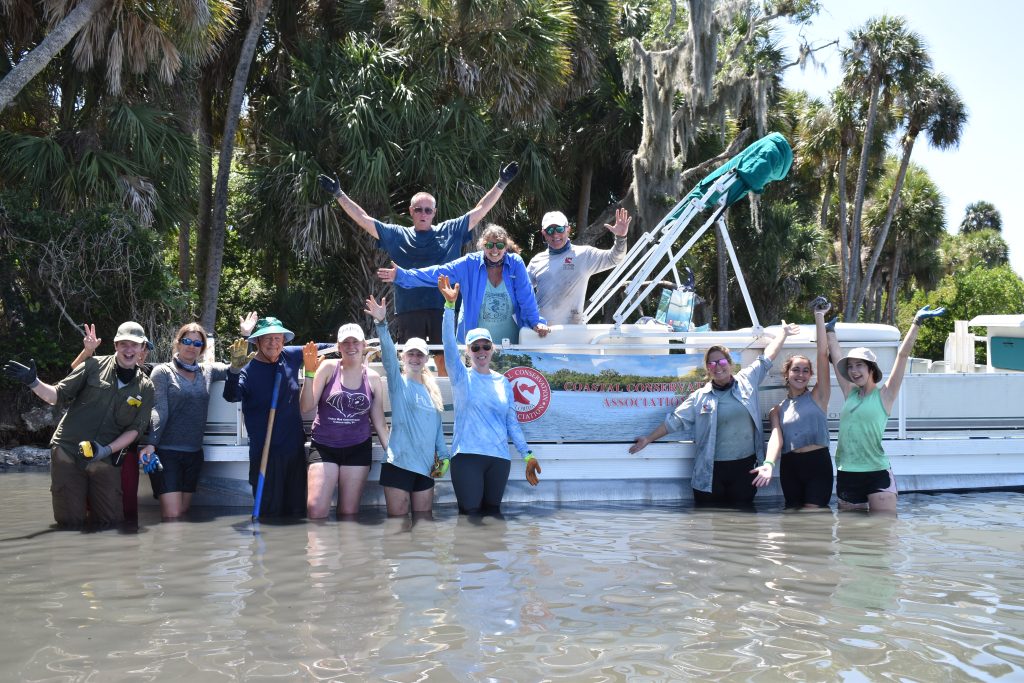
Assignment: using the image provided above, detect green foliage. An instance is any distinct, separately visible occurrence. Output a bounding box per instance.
[901,265,1024,362]
[940,229,1008,275]
[0,191,188,376]
[959,200,1003,234]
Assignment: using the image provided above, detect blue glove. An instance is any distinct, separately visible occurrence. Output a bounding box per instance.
[824,316,838,333]
[914,305,946,324]
[141,452,163,474]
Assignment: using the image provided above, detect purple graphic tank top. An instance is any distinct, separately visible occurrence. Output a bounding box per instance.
[311,364,373,448]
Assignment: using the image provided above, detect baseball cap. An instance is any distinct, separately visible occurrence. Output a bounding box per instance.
[113,321,147,344]
[541,210,569,228]
[465,328,493,346]
[337,323,366,342]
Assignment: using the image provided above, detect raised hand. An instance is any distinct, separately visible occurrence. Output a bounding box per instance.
[318,173,342,197]
[497,161,519,187]
[4,359,38,387]
[229,338,255,372]
[605,207,632,238]
[377,263,397,283]
[437,275,460,304]
[82,323,101,352]
[914,305,946,324]
[364,295,387,323]
[782,320,801,336]
[239,312,258,338]
[809,296,831,315]
[302,341,322,376]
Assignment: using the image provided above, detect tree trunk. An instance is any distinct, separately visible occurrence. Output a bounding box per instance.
[195,74,214,298]
[886,238,903,324]
[853,135,917,317]
[715,221,730,329]
[836,148,850,309]
[178,221,191,289]
[576,163,593,230]
[200,0,273,332]
[844,80,882,321]
[0,0,107,112]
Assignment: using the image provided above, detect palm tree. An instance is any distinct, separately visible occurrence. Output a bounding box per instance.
[840,15,930,320]
[959,200,1003,234]
[0,0,227,111]
[853,71,965,317]
[200,0,273,332]
[863,160,945,323]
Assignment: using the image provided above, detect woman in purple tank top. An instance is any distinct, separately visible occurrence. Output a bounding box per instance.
[300,323,389,518]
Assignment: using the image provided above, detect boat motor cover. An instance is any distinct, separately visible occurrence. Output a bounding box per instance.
[684,132,793,209]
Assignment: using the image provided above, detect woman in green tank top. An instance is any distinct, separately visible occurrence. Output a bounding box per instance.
[826,305,945,512]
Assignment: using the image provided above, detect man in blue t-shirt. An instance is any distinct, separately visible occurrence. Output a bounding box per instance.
[319,164,519,375]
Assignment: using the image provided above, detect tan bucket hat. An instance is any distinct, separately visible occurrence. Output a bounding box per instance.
[837,347,882,383]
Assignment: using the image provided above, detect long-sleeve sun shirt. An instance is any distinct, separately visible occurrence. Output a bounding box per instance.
[376,321,448,476]
[442,308,530,460]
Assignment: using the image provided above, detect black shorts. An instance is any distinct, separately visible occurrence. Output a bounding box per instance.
[780,447,834,508]
[392,309,443,345]
[150,448,204,496]
[379,462,435,493]
[307,438,373,467]
[836,468,897,505]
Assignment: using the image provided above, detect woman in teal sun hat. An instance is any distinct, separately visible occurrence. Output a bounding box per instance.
[223,313,332,517]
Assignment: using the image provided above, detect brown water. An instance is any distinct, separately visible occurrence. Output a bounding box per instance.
[1,471,1022,682]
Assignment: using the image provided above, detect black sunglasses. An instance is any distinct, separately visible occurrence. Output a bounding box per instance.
[484,241,506,250]
[470,343,492,352]
[544,225,568,235]
[180,338,205,348]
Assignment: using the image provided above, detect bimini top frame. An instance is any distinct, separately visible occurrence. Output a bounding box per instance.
[583,133,794,336]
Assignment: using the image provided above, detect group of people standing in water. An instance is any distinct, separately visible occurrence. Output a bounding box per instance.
[631,298,945,513]
[3,161,947,526]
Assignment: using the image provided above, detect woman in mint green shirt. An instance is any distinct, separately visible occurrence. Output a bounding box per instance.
[827,305,945,512]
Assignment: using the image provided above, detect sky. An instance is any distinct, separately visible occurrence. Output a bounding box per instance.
[778,0,1023,277]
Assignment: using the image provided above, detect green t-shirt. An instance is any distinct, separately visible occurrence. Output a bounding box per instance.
[713,387,757,461]
[836,388,890,472]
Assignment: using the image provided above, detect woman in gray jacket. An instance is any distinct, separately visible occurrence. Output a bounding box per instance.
[630,322,798,506]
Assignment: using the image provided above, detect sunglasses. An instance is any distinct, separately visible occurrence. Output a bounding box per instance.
[412,206,435,214]
[470,343,493,352]
[484,241,506,250]
[706,358,730,369]
[179,338,205,348]
[544,225,568,235]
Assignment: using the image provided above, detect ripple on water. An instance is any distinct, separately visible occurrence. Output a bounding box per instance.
[1,474,1023,681]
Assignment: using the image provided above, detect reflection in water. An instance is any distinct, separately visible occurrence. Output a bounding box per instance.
[0,472,1022,681]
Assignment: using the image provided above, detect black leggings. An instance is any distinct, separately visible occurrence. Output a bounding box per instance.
[692,455,757,507]
[450,453,511,515]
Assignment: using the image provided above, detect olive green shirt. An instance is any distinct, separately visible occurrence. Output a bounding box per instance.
[51,355,155,458]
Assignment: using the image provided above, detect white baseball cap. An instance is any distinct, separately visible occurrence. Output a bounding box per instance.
[541,210,569,228]
[337,323,365,342]
[403,337,429,355]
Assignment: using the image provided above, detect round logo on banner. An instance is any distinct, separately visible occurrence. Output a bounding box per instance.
[504,366,552,422]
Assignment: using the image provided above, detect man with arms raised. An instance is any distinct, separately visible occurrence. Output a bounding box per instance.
[319,164,520,373]
[527,208,631,325]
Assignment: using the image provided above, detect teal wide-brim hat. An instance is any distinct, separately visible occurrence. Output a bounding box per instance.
[247,316,295,343]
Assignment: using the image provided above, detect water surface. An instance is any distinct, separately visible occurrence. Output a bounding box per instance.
[1,471,1021,681]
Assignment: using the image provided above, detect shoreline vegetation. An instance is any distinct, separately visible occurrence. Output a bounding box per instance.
[2,3,1022,447]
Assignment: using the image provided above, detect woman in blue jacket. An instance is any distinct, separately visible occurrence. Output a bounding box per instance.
[378,225,549,344]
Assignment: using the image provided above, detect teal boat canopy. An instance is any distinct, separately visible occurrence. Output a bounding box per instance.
[684,132,793,208]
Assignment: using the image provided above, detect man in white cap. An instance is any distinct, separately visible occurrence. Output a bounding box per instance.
[526,208,631,325]
[3,321,155,527]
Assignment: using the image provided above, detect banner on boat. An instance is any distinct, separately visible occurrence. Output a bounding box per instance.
[495,351,707,442]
